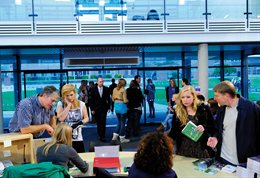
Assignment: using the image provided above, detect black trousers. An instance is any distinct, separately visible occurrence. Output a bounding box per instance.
[126,109,142,137]
[95,110,107,139]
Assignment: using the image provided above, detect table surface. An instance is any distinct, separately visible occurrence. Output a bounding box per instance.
[0,133,33,142]
[70,152,237,178]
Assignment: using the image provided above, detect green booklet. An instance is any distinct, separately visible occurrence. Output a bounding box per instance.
[181,121,203,142]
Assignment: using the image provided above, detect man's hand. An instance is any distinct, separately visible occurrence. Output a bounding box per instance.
[45,124,55,135]
[207,137,218,148]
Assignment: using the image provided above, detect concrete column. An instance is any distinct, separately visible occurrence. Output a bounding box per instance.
[198,43,208,100]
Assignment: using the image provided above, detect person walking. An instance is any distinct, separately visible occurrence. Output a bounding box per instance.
[90,77,111,142]
[111,78,130,143]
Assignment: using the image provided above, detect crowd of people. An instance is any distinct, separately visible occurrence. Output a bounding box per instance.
[7,76,260,177]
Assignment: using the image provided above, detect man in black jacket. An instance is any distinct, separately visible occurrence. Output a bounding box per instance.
[207,81,260,165]
[90,77,111,142]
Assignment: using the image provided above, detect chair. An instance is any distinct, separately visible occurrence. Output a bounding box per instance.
[2,162,70,178]
[95,167,118,178]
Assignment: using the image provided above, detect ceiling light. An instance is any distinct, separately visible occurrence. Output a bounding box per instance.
[15,0,22,5]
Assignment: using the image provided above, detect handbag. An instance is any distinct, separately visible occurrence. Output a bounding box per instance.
[114,102,127,114]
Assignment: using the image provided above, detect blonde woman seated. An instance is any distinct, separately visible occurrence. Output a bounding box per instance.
[128,132,177,178]
[57,84,89,140]
[37,123,89,173]
[168,85,215,158]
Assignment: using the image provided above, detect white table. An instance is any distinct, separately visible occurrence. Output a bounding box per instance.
[69,152,237,178]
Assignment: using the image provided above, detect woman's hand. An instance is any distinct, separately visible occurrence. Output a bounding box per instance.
[64,97,72,106]
[196,125,205,132]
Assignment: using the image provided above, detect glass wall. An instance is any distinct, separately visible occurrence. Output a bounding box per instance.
[166,0,204,20]
[208,0,246,20]
[248,55,260,101]
[0,58,17,130]
[249,0,260,19]
[1,0,259,22]
[0,44,260,130]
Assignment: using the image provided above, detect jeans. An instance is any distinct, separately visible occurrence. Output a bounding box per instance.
[148,101,155,117]
[115,113,127,136]
[162,113,173,132]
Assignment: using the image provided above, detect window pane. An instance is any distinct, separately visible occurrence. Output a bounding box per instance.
[21,57,60,70]
[249,0,260,19]
[208,67,221,98]
[224,51,241,66]
[224,67,241,95]
[166,0,204,20]
[248,67,260,101]
[248,55,260,65]
[208,0,245,19]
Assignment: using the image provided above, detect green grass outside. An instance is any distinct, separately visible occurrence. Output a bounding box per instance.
[2,76,260,111]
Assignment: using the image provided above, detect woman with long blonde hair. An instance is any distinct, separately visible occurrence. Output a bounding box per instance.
[169,85,215,158]
[36,123,89,172]
[56,84,89,140]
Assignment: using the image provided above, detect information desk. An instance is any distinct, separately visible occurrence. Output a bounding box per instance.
[0,133,35,164]
[70,152,237,178]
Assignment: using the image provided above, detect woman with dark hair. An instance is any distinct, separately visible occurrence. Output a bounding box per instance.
[145,78,156,118]
[166,78,179,106]
[181,78,189,87]
[128,132,177,178]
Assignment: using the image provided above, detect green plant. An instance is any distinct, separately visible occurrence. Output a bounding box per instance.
[90,75,97,79]
[114,74,121,78]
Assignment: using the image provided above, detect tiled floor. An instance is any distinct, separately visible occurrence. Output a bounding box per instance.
[82,123,158,152]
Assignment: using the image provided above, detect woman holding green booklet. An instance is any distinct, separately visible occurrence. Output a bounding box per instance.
[168,85,215,158]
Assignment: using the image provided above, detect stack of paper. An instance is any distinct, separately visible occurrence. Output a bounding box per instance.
[221,164,236,173]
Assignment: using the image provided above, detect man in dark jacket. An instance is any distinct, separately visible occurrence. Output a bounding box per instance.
[109,78,117,114]
[207,81,260,165]
[90,77,111,142]
[126,76,144,137]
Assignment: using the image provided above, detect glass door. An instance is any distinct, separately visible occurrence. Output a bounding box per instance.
[142,69,180,124]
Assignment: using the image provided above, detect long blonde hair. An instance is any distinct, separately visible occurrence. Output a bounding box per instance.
[175,85,198,126]
[61,84,80,109]
[43,123,72,156]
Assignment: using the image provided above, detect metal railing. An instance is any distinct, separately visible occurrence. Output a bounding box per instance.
[0,19,259,35]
